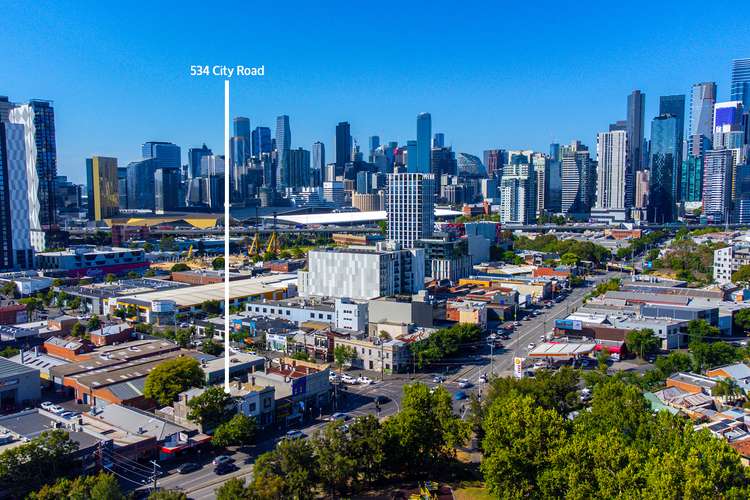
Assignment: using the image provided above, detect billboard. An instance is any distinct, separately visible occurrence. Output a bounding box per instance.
[555,319,582,331]
[514,357,525,379]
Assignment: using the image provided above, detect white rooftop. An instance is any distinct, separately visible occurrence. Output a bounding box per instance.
[264,209,462,226]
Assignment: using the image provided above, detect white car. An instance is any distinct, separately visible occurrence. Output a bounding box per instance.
[40,402,55,412]
[478,374,488,384]
[457,378,471,388]
[357,376,374,385]
[527,343,536,350]
[341,374,357,384]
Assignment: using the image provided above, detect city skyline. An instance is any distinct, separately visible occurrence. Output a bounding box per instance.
[3,1,748,184]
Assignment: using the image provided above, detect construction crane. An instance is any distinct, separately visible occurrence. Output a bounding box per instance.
[248,234,259,257]
[185,244,193,260]
[266,232,280,255]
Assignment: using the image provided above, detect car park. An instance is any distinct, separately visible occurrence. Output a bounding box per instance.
[178,462,200,474]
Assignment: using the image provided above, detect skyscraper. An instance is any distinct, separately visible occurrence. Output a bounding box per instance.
[730,58,750,109]
[142,141,181,169]
[432,133,445,149]
[154,167,180,213]
[702,149,734,222]
[387,173,435,248]
[126,158,158,210]
[85,156,119,220]
[626,90,646,206]
[368,136,380,155]
[188,144,212,179]
[595,130,628,210]
[233,117,251,141]
[312,141,325,187]
[8,100,58,229]
[414,112,431,173]
[648,114,680,223]
[483,149,503,179]
[688,82,717,156]
[680,155,703,203]
[231,116,251,172]
[659,94,685,199]
[560,142,595,216]
[288,148,310,188]
[335,122,351,172]
[276,115,291,190]
[0,120,39,269]
[713,101,745,149]
[251,126,272,156]
[499,163,536,224]
[532,154,547,217]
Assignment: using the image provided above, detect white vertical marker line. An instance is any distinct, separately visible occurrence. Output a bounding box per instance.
[224,79,230,393]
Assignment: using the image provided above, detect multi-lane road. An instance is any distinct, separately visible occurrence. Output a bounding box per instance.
[137,272,620,499]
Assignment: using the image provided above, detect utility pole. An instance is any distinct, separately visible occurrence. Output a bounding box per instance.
[150,460,161,492]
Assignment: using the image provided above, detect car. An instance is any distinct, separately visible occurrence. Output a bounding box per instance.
[329,412,351,422]
[527,343,536,350]
[283,430,306,440]
[212,455,233,466]
[340,374,357,384]
[478,374,488,384]
[374,395,390,405]
[432,375,445,383]
[49,405,65,415]
[60,411,80,419]
[454,391,467,401]
[514,321,521,327]
[40,401,55,412]
[645,354,657,364]
[214,462,238,475]
[540,335,547,342]
[357,376,374,385]
[457,378,472,388]
[328,372,340,383]
[178,462,200,474]
[523,316,531,321]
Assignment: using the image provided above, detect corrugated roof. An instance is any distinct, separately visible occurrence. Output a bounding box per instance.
[0,357,39,378]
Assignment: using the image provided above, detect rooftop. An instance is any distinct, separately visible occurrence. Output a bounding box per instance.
[264,208,461,226]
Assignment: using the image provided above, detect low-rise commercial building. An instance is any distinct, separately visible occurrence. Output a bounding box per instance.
[36,246,147,278]
[0,357,40,412]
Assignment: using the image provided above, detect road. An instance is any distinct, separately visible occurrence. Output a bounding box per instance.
[139,273,620,499]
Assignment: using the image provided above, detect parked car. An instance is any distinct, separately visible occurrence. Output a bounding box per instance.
[328,372,340,383]
[457,378,472,388]
[514,321,522,327]
[357,376,374,385]
[212,455,233,466]
[340,374,357,384]
[214,462,238,475]
[478,373,488,384]
[454,391,467,401]
[40,402,56,412]
[282,430,306,440]
[48,405,65,415]
[329,412,351,422]
[178,462,200,474]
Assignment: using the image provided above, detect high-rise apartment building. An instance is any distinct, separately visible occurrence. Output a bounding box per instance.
[688,82,716,156]
[85,156,119,221]
[432,133,444,149]
[702,149,735,222]
[532,154,547,216]
[154,167,180,214]
[125,158,158,210]
[483,149,504,179]
[499,163,536,224]
[335,121,351,172]
[414,112,431,174]
[387,173,435,248]
[659,94,685,198]
[311,141,325,187]
[0,120,40,269]
[288,148,310,188]
[648,114,680,223]
[275,115,291,190]
[680,155,703,203]
[595,130,628,210]
[730,58,750,109]
[8,100,58,229]
[368,136,380,156]
[626,90,646,207]
[560,142,595,216]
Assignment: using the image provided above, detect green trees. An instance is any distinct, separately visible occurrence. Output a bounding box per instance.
[201,299,222,315]
[734,308,750,333]
[212,414,257,447]
[201,338,223,356]
[411,323,482,368]
[216,478,252,500]
[732,264,750,285]
[104,273,117,283]
[186,385,233,431]
[560,252,580,266]
[383,383,469,472]
[625,328,660,359]
[28,471,125,500]
[333,344,356,372]
[144,357,205,406]
[170,262,190,272]
[0,430,80,497]
[250,438,317,499]
[86,314,101,331]
[513,234,611,264]
[478,376,750,498]
[585,278,621,300]
[212,256,225,270]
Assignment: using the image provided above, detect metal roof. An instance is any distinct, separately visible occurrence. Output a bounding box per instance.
[528,342,597,357]
[264,208,462,226]
[0,356,39,378]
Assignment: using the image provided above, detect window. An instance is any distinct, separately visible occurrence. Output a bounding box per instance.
[249,402,256,412]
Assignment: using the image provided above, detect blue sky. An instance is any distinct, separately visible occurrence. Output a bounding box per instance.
[3,0,748,184]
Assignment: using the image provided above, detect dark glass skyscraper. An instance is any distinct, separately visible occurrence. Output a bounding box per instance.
[142,141,181,169]
[730,58,750,109]
[659,94,685,200]
[680,155,703,203]
[251,127,272,156]
[335,121,351,172]
[648,114,679,222]
[414,112,431,173]
[626,91,645,208]
[188,144,212,178]
[275,115,291,190]
[28,100,58,228]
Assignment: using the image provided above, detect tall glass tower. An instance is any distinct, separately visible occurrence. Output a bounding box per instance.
[648,114,679,223]
[659,95,685,200]
[688,82,716,156]
[730,58,750,109]
[414,112,431,173]
[275,115,291,190]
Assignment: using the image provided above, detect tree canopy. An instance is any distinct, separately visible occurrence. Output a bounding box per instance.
[144,356,204,406]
